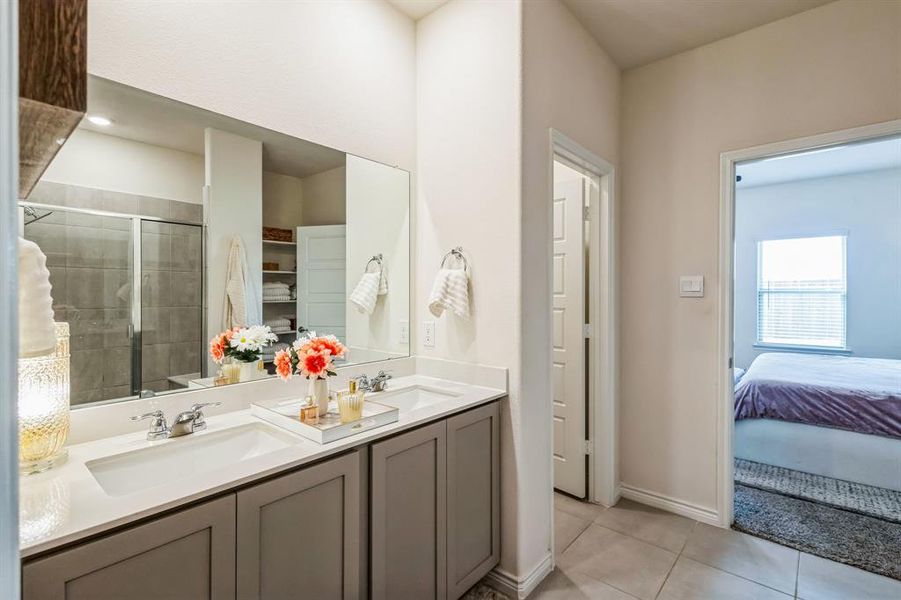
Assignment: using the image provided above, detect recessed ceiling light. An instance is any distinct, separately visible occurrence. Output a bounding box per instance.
[87,115,112,126]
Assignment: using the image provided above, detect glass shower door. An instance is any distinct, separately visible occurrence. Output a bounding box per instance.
[22,207,135,406]
[139,220,203,394]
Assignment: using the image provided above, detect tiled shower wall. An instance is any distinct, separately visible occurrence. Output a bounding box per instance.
[24,181,203,405]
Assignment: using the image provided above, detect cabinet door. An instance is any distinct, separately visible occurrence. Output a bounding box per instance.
[447,402,501,598]
[371,420,447,600]
[236,450,360,600]
[22,495,236,600]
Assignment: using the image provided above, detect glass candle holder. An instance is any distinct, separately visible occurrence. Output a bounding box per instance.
[19,322,70,475]
[337,390,364,424]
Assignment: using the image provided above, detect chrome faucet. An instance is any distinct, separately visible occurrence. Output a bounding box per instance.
[131,402,222,440]
[356,370,392,393]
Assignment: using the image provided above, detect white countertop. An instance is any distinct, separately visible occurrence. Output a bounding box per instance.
[19,375,505,559]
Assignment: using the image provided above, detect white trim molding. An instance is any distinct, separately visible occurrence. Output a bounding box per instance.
[620,484,720,527]
[484,553,554,599]
[717,118,901,527]
[0,0,19,597]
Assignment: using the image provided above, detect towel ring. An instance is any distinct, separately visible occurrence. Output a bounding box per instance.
[365,253,383,273]
[440,246,468,271]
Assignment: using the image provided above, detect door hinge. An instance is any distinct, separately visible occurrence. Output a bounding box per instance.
[584,440,593,455]
[728,357,734,369]
[583,323,592,339]
[583,206,591,221]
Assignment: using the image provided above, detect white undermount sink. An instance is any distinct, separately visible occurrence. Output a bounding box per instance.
[86,423,300,496]
[371,384,461,413]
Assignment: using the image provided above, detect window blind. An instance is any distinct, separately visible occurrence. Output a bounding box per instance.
[757,236,847,348]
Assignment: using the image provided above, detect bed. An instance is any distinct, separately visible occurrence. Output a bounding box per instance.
[734,353,901,491]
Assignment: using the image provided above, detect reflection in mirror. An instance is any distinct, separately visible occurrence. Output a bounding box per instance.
[19,76,410,408]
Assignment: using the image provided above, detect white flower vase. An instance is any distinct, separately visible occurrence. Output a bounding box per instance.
[238,360,260,382]
[309,378,330,416]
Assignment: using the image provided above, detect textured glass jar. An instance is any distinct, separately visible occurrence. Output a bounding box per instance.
[19,322,70,474]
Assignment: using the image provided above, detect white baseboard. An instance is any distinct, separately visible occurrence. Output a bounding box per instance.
[619,484,721,527]
[483,553,553,599]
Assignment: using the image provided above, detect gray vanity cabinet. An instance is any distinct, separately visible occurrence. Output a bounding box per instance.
[22,495,236,600]
[371,420,448,600]
[446,402,500,599]
[371,401,501,600]
[236,450,361,600]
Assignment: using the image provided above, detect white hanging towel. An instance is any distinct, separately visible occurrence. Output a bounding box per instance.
[18,237,56,357]
[378,263,388,295]
[223,235,260,329]
[350,272,381,315]
[428,268,470,320]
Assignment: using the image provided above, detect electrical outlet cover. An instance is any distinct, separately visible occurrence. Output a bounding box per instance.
[423,321,436,347]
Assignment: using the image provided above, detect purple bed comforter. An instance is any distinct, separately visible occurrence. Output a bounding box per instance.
[734,353,901,440]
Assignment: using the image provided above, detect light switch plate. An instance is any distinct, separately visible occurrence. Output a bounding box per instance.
[679,275,704,298]
[399,320,409,345]
[423,321,436,347]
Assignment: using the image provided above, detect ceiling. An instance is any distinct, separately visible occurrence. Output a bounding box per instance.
[388,0,448,20]
[736,136,901,189]
[82,77,345,179]
[559,0,834,69]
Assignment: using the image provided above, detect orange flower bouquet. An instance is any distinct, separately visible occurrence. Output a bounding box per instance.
[274,332,347,416]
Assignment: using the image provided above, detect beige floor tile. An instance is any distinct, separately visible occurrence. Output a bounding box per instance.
[555,492,605,522]
[558,525,677,600]
[681,524,799,595]
[658,557,791,600]
[555,509,592,555]
[797,553,901,600]
[593,498,696,553]
[530,568,638,599]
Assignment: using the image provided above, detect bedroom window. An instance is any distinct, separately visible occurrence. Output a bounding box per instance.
[757,235,847,349]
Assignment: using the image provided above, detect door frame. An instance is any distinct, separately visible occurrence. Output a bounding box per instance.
[0,1,17,597]
[716,118,901,527]
[549,129,618,509]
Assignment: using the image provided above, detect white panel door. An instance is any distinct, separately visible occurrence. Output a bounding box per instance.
[297,225,347,343]
[552,179,587,497]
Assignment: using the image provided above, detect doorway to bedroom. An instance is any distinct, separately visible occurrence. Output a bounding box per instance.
[727,128,901,581]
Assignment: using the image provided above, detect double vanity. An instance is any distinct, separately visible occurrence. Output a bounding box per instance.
[19,374,504,599]
[16,41,500,600]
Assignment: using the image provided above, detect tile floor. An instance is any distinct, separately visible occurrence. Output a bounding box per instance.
[529,493,901,599]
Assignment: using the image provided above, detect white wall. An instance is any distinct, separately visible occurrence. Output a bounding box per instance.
[301,166,346,226]
[42,129,203,204]
[620,0,901,515]
[416,0,524,579]
[417,0,622,586]
[345,155,410,357]
[734,168,901,368]
[262,171,303,231]
[205,128,263,371]
[88,0,416,172]
[519,0,620,582]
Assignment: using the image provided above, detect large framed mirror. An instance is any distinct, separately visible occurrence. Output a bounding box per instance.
[19,76,410,407]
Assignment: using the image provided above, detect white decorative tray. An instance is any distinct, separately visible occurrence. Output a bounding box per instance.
[251,397,399,444]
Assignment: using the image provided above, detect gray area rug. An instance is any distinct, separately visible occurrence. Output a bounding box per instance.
[734,484,901,581]
[735,458,901,524]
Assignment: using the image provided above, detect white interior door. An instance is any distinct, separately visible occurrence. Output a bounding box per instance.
[552,178,587,497]
[297,225,347,342]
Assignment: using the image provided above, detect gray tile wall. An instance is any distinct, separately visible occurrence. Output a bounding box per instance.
[24,181,203,405]
[140,221,203,393]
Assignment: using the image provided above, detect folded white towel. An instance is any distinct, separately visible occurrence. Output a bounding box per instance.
[428,268,470,320]
[263,281,290,290]
[264,317,291,330]
[350,272,380,314]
